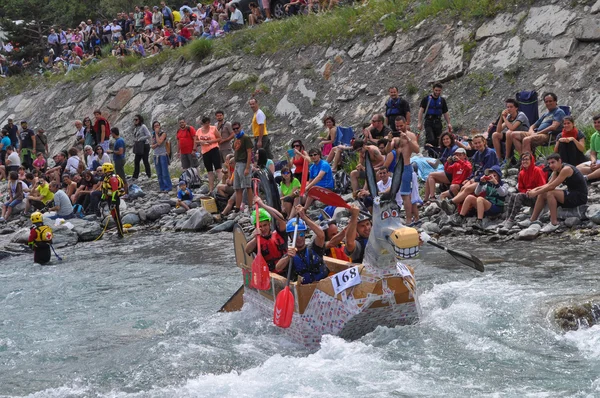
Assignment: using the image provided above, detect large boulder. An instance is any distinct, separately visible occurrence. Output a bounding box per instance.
[516,224,542,241]
[558,205,588,220]
[10,228,30,244]
[122,212,141,226]
[145,203,172,221]
[68,219,104,242]
[51,226,79,248]
[180,208,214,232]
[586,204,600,225]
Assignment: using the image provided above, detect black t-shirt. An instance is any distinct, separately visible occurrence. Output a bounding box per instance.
[4,124,18,146]
[20,128,35,149]
[370,125,392,141]
[95,120,107,143]
[79,176,97,189]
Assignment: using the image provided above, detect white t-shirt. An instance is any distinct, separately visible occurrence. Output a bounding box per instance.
[7,151,20,167]
[231,9,244,25]
[66,156,80,174]
[255,109,266,124]
[377,178,402,208]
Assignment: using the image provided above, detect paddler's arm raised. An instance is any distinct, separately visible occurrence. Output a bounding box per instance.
[296,204,324,247]
[344,205,360,254]
[255,196,286,232]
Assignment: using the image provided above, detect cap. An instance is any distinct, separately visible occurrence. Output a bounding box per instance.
[178,180,186,186]
[454,148,466,154]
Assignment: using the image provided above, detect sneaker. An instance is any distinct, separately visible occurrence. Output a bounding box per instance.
[473,219,483,230]
[540,223,559,233]
[441,199,456,215]
[0,217,4,222]
[264,18,272,22]
[449,214,464,226]
[503,219,515,230]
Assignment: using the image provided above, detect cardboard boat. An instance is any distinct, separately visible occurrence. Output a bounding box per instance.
[222,224,419,349]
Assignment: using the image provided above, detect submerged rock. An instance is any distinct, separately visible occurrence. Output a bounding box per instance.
[181,208,214,232]
[554,301,600,331]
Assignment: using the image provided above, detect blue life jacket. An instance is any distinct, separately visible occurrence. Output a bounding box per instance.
[386,98,403,117]
[292,246,329,284]
[426,96,443,116]
[388,150,397,174]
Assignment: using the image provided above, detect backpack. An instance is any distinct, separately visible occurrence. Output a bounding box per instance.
[96,116,111,140]
[36,225,53,242]
[333,170,350,195]
[179,167,201,189]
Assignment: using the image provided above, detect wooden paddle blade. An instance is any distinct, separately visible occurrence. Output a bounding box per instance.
[251,253,271,290]
[299,160,309,196]
[273,286,294,328]
[307,186,351,209]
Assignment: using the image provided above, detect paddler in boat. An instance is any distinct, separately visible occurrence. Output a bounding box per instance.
[320,214,350,262]
[275,205,330,284]
[245,196,288,273]
[344,204,372,263]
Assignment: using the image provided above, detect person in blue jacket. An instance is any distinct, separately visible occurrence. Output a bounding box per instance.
[275,205,329,284]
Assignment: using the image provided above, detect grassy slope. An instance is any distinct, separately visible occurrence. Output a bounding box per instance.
[0,0,523,97]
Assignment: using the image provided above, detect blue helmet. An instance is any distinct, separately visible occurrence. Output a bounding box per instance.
[286,218,307,233]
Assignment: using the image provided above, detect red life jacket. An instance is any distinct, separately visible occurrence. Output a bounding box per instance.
[258,231,286,271]
[329,245,350,262]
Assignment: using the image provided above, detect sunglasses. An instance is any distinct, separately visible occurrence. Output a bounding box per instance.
[282,171,290,175]
[232,127,240,130]
[294,232,305,238]
[293,144,300,148]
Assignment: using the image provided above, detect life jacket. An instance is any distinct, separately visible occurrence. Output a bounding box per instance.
[329,245,349,262]
[292,246,329,284]
[385,97,404,118]
[102,173,124,196]
[34,225,53,243]
[354,236,369,263]
[94,116,111,140]
[258,231,287,271]
[426,95,443,116]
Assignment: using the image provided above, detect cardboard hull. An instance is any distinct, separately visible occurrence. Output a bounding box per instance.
[242,263,419,349]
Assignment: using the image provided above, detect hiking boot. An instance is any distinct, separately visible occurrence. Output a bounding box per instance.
[473,219,484,230]
[441,199,456,215]
[503,220,516,230]
[540,223,559,233]
[449,214,464,226]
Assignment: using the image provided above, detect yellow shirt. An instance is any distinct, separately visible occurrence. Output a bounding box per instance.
[37,183,54,204]
[173,10,181,23]
[251,110,268,138]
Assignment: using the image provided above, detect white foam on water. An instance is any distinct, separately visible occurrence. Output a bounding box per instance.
[563,325,600,359]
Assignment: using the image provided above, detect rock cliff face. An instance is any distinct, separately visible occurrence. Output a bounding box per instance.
[1,0,599,162]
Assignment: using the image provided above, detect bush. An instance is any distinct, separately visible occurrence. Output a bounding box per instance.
[187,39,213,62]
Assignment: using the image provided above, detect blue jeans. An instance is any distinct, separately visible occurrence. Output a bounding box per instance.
[155,154,172,192]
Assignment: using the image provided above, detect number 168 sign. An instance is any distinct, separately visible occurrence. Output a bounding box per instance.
[331,266,361,295]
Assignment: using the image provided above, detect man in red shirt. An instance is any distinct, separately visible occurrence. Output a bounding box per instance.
[176,23,191,46]
[176,118,196,170]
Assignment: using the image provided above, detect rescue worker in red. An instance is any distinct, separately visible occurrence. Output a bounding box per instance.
[101,162,125,238]
[245,196,287,273]
[28,211,53,265]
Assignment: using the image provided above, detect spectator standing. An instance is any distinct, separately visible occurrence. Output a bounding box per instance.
[83,117,96,148]
[3,119,19,148]
[385,87,411,132]
[132,114,152,180]
[110,127,128,195]
[18,121,36,171]
[74,120,85,149]
[161,2,174,28]
[232,121,254,213]
[176,118,196,170]
[196,116,222,193]
[93,110,110,152]
[417,82,452,153]
[35,128,49,158]
[151,121,172,193]
[249,98,272,159]
[0,129,11,167]
[216,110,234,162]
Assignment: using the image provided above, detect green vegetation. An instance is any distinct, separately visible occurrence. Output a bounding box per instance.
[1,0,526,98]
[462,39,477,62]
[467,71,495,97]
[227,74,259,91]
[406,82,419,96]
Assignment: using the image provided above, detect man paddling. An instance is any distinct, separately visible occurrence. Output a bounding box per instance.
[344,205,372,263]
[275,205,329,284]
[245,196,287,273]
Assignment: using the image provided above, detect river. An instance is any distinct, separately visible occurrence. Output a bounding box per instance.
[1,232,599,397]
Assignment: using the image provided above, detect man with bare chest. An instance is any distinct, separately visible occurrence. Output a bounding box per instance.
[389,117,420,224]
[350,140,385,197]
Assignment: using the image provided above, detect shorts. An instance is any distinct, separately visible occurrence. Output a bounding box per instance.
[444,172,453,183]
[283,196,295,204]
[3,199,22,208]
[180,153,194,170]
[29,199,49,210]
[399,164,412,195]
[233,162,252,189]
[561,190,587,209]
[484,204,503,216]
[202,147,222,172]
[113,157,126,181]
[527,133,550,146]
[261,0,271,9]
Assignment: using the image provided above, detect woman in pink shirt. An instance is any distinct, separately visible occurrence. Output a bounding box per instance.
[196,116,222,193]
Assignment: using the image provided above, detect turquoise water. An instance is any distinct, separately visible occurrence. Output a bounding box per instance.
[1,233,599,397]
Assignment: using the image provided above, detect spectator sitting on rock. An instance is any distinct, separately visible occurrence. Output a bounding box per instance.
[493,98,530,167]
[0,171,24,222]
[440,134,497,215]
[279,166,301,217]
[176,181,194,211]
[554,116,587,167]
[248,2,264,26]
[513,92,566,156]
[577,115,600,182]
[363,113,391,146]
[317,115,337,163]
[45,151,67,183]
[426,147,471,203]
[376,166,401,208]
[89,145,111,171]
[350,140,384,198]
[519,153,588,233]
[62,173,79,199]
[65,147,82,175]
[287,139,308,182]
[423,132,459,202]
[498,152,546,231]
[33,152,47,174]
[224,4,244,32]
[24,177,54,215]
[73,170,100,213]
[450,165,508,230]
[303,148,335,211]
